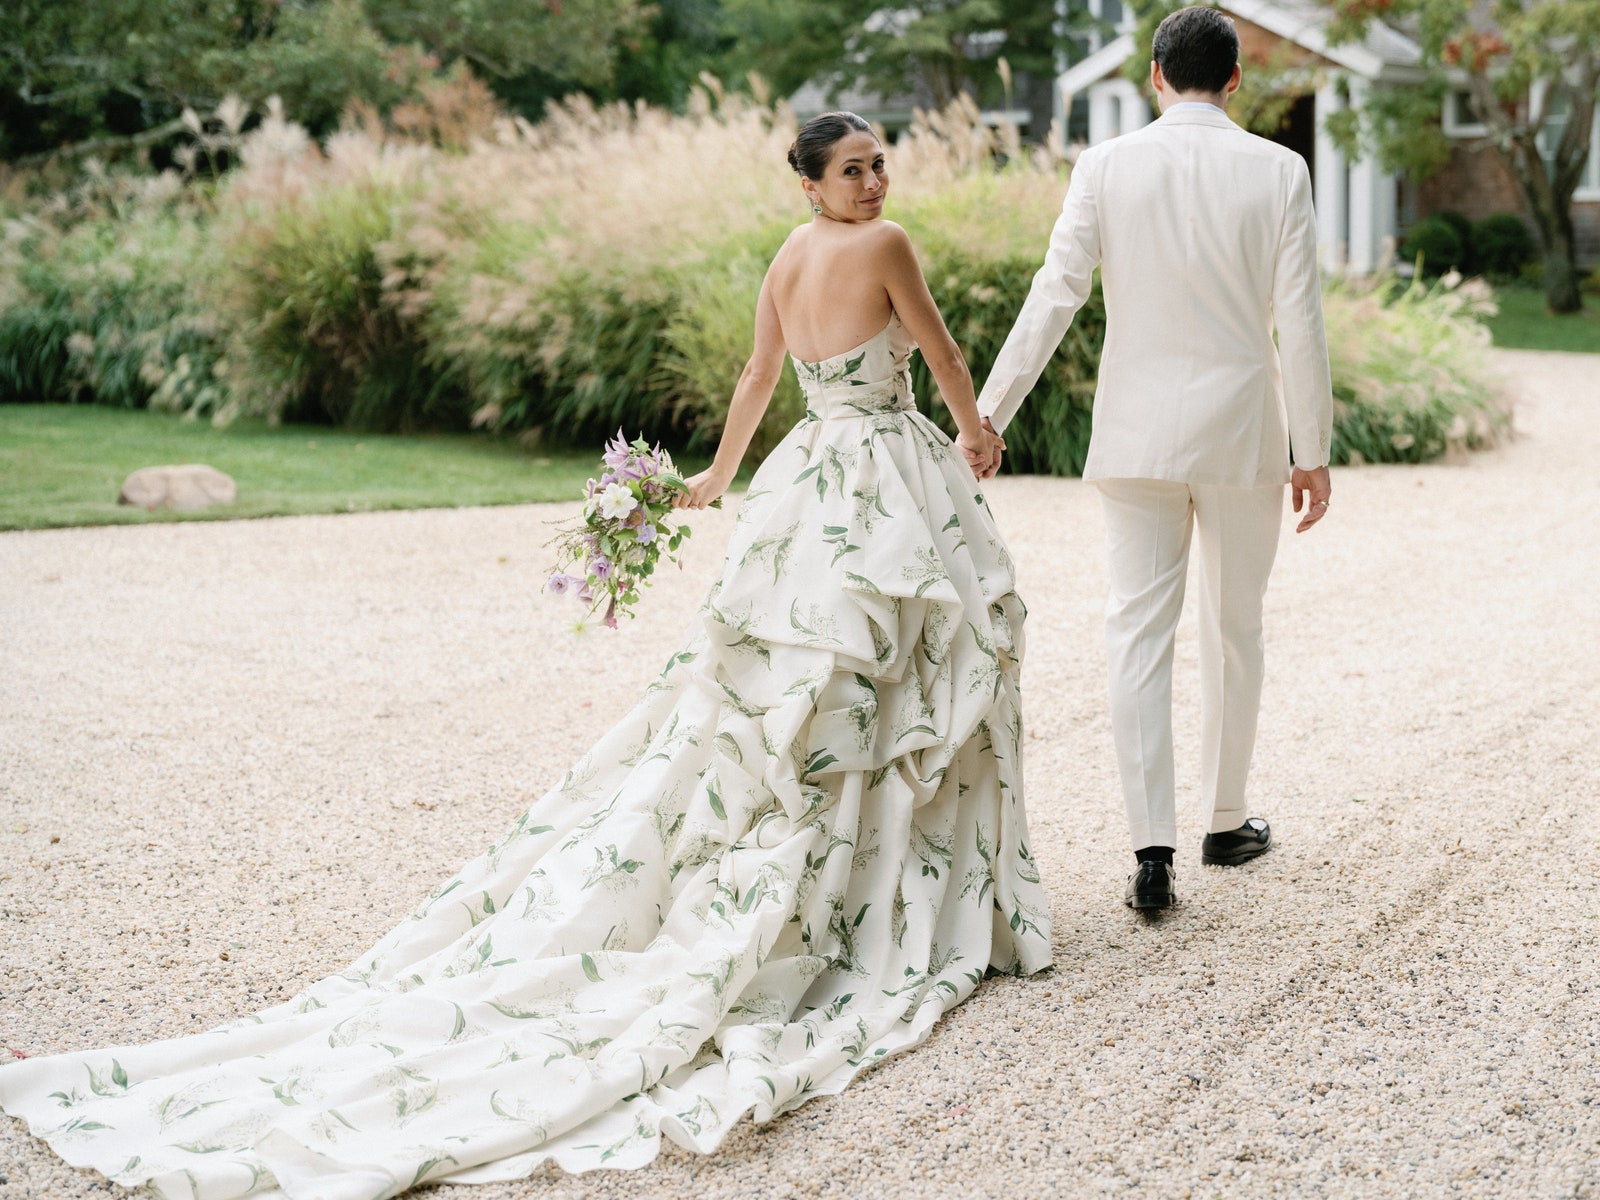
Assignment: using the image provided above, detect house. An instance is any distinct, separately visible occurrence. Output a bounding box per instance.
[1057,0,1600,270]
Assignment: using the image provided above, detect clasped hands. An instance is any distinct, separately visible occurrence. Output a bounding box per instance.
[957,418,1005,480]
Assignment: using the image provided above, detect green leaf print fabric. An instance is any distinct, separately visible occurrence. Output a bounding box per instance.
[0,311,1052,1200]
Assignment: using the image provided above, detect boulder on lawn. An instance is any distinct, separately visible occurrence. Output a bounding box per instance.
[117,465,237,512]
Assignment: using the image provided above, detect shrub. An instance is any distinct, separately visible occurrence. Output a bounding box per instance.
[0,208,225,414]
[1321,271,1510,465]
[214,125,455,430]
[1433,210,1475,271]
[906,250,1100,476]
[0,91,1512,479]
[1471,214,1536,280]
[1400,215,1466,277]
[659,225,800,459]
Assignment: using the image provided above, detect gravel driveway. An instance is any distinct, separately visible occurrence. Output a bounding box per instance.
[2,348,1596,1200]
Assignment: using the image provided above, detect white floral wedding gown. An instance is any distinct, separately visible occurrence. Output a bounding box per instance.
[0,311,1053,1200]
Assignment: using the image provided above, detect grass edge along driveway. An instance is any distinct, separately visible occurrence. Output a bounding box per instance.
[0,405,632,532]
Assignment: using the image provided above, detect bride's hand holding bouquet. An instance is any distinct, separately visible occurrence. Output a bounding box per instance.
[547,431,719,630]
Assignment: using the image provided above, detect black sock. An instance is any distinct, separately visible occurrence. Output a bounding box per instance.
[1135,845,1175,866]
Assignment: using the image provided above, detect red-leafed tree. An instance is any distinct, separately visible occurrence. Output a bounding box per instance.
[1326,0,1598,312]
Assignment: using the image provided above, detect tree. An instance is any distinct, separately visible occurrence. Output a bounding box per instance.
[1326,0,1599,313]
[366,0,646,86]
[0,0,649,163]
[704,0,1060,116]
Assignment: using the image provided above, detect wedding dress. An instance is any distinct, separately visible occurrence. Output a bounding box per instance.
[0,311,1053,1200]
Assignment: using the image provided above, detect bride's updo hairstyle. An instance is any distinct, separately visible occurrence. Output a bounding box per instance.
[787,111,874,180]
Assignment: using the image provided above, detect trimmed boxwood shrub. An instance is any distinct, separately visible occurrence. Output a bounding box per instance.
[1401,215,1466,276]
[1471,214,1536,280]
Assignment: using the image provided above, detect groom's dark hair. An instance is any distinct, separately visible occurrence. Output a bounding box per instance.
[1152,6,1240,94]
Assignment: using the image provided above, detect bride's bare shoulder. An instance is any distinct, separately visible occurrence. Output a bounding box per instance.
[863,219,917,259]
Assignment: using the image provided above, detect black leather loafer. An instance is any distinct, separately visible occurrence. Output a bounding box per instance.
[1124,860,1177,909]
[1201,817,1272,865]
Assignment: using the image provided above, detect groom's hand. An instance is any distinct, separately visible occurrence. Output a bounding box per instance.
[957,425,1004,480]
[1292,465,1332,533]
[980,417,1004,478]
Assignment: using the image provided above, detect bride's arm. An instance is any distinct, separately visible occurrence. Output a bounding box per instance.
[676,271,788,510]
[877,223,1003,476]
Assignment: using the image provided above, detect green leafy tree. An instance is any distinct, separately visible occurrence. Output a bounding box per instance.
[1,0,648,162]
[849,0,1059,109]
[705,0,1059,114]
[366,0,645,86]
[1325,0,1599,313]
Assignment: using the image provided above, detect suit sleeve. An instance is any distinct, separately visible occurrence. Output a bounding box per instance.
[977,153,1102,435]
[1272,157,1334,471]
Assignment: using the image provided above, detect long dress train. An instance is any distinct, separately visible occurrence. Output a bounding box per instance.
[0,311,1053,1199]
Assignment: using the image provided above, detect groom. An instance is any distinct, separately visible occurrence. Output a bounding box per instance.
[976,5,1334,910]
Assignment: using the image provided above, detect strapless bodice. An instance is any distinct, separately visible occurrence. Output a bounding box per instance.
[791,311,917,419]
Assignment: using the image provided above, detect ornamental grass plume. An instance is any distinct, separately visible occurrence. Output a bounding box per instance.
[1320,270,1511,464]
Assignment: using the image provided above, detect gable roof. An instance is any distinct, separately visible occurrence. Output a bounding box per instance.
[1057,0,1425,98]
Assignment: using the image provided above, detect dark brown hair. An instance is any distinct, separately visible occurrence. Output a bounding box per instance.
[787,111,874,180]
[1152,6,1240,94]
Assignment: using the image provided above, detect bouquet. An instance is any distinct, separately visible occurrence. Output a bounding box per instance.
[546,431,715,630]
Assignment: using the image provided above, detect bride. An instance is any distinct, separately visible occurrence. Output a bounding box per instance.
[0,111,1053,1199]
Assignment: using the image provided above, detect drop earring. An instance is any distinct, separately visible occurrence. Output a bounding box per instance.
[811,201,823,215]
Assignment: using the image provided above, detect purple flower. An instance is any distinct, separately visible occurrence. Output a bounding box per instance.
[546,573,579,596]
[590,557,612,580]
[602,430,631,469]
[577,585,595,605]
[604,598,619,629]
[636,521,657,546]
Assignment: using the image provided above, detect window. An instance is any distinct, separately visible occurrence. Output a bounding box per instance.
[1442,90,1487,138]
[1536,87,1600,200]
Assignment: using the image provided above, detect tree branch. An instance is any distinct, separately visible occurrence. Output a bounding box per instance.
[14,116,191,167]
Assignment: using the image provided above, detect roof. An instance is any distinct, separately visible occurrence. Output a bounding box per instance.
[1057,0,1425,96]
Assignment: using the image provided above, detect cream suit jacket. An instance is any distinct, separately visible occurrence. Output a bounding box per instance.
[978,105,1334,486]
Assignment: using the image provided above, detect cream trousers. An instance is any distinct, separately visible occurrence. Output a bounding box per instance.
[1096,479,1285,850]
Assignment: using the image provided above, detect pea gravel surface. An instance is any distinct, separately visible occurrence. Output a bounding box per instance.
[3,349,1597,1200]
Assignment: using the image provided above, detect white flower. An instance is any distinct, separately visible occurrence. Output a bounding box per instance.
[596,483,639,521]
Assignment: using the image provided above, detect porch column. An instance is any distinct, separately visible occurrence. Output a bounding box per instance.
[1089,84,1118,143]
[1314,80,1348,272]
[1117,81,1152,133]
[1345,78,1403,274]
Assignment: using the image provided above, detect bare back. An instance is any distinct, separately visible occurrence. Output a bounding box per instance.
[766,221,896,363]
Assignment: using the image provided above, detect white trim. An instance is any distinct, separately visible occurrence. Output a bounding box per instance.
[1441,89,1488,138]
[1059,32,1137,104]
[1054,0,1426,109]
[1315,83,1349,271]
[1212,0,1423,80]
[1086,79,1151,143]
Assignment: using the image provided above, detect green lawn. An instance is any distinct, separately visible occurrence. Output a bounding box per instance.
[0,406,669,532]
[1486,287,1600,353]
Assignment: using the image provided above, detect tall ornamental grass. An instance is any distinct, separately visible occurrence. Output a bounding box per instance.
[0,86,1510,473]
[0,177,223,415]
[1321,271,1510,464]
